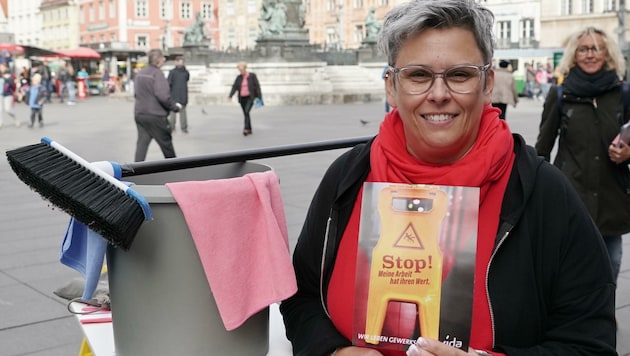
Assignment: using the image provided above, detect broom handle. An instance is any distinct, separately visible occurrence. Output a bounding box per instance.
[119,136,373,177]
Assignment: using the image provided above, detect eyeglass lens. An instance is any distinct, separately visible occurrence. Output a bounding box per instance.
[576,46,602,55]
[396,65,485,94]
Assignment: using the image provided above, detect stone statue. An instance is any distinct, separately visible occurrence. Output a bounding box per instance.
[259,0,287,37]
[365,7,380,41]
[184,12,207,45]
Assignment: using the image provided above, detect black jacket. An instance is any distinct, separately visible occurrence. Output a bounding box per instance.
[536,83,630,236]
[229,72,262,99]
[280,135,616,356]
[167,65,189,105]
[134,64,179,117]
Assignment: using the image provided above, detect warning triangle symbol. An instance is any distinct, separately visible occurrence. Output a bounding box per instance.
[394,223,424,249]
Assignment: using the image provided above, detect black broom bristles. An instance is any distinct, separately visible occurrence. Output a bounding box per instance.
[6,141,149,250]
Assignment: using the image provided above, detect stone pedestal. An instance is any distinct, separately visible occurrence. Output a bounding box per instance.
[177,44,211,65]
[358,40,384,63]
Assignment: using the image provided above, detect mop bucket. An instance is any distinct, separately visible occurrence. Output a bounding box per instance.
[107,162,271,356]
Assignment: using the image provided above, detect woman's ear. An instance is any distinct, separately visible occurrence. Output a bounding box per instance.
[385,74,397,109]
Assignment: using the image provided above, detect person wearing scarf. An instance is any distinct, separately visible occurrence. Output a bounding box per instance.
[281,2,616,356]
[536,26,630,288]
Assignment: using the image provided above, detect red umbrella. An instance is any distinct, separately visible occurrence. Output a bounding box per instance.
[0,43,25,55]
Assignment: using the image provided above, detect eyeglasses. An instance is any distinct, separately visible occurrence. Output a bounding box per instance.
[576,46,604,56]
[389,64,491,95]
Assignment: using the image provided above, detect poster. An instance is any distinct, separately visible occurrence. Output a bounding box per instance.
[352,183,479,352]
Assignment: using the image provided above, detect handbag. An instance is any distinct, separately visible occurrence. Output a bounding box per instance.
[253,97,264,109]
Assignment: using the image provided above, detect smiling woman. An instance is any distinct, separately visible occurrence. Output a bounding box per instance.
[536,26,630,291]
[280,1,617,355]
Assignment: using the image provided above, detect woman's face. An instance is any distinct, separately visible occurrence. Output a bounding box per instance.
[385,27,493,164]
[575,33,607,74]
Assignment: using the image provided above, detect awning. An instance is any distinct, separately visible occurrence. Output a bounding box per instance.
[21,45,64,58]
[57,47,102,59]
[0,43,25,55]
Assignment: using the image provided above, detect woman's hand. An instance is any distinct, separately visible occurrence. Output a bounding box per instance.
[406,337,482,356]
[609,141,630,164]
[334,346,384,355]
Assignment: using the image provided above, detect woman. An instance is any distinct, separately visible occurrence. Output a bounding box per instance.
[228,61,262,136]
[535,27,630,286]
[280,1,616,355]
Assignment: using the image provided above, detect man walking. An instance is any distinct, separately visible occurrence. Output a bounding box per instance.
[133,49,181,162]
[167,55,190,133]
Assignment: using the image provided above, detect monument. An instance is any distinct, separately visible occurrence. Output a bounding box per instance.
[181,12,213,64]
[255,0,313,61]
[358,7,383,62]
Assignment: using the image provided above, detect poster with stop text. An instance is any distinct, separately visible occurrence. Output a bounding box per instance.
[353,182,479,353]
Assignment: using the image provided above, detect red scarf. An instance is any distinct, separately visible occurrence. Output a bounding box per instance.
[370,105,514,350]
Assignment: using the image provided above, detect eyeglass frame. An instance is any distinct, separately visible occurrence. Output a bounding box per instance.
[576,45,605,56]
[387,63,492,95]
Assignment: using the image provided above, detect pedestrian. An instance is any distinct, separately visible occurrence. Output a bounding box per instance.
[491,60,518,120]
[63,62,77,105]
[535,63,551,101]
[280,1,616,355]
[133,48,181,162]
[0,64,19,128]
[41,60,53,103]
[536,26,630,287]
[167,55,190,133]
[525,62,536,99]
[228,61,262,136]
[24,73,47,128]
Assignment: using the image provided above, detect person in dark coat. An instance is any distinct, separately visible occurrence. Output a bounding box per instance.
[536,26,630,286]
[167,55,190,133]
[133,48,181,162]
[228,61,262,136]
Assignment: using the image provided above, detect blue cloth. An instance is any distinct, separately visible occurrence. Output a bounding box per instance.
[60,218,107,300]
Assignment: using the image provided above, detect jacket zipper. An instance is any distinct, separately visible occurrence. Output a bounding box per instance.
[321,211,334,319]
[486,221,514,349]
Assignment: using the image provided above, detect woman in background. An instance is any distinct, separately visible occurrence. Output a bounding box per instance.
[228,61,262,136]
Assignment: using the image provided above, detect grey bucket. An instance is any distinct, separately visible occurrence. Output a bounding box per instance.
[107,162,271,356]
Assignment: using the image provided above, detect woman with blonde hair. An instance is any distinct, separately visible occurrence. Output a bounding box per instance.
[228,61,262,136]
[536,26,630,286]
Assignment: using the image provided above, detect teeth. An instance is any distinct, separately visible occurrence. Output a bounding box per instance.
[424,114,452,122]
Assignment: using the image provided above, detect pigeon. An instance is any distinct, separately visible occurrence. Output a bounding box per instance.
[201,108,208,115]
[360,119,370,126]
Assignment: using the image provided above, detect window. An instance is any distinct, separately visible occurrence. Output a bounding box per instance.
[160,1,169,19]
[99,1,104,20]
[110,0,115,18]
[180,1,192,19]
[354,24,364,43]
[496,21,511,48]
[89,4,94,21]
[582,0,593,13]
[226,0,235,15]
[520,18,535,47]
[202,3,213,19]
[326,0,335,11]
[248,27,257,48]
[352,0,363,9]
[604,0,616,11]
[376,0,388,5]
[561,0,573,15]
[136,35,148,48]
[135,0,148,18]
[248,0,257,13]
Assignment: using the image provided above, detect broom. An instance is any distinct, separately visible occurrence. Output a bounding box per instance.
[6,135,372,250]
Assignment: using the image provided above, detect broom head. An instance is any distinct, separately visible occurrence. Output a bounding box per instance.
[6,142,146,250]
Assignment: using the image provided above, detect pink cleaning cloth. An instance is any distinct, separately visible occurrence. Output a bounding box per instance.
[165,170,297,330]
